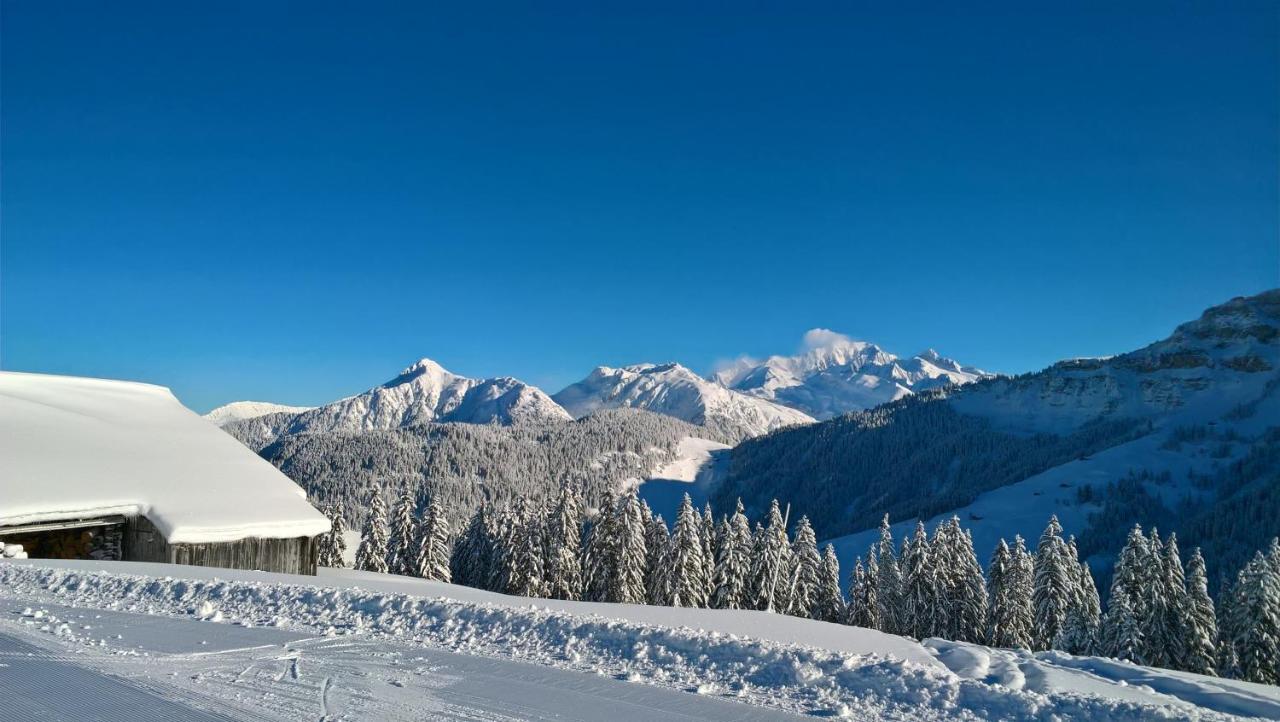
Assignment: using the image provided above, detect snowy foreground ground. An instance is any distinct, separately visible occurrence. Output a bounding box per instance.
[1,560,1278,721]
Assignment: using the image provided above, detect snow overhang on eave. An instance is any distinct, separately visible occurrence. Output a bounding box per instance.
[0,515,129,536]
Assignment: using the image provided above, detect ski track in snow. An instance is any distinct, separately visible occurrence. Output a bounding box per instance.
[1,560,1277,721]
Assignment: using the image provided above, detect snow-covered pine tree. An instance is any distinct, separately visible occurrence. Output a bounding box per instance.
[609,489,648,605]
[701,503,717,602]
[1010,535,1036,648]
[931,519,960,639]
[986,538,1013,647]
[330,502,349,568]
[847,555,872,628]
[816,544,845,623]
[1064,535,1084,616]
[853,548,881,629]
[507,499,546,597]
[902,521,939,640]
[875,515,903,635]
[711,499,752,610]
[988,536,1035,649]
[709,517,731,607]
[386,484,418,576]
[1217,577,1242,679]
[1228,549,1280,684]
[314,506,334,564]
[544,485,583,600]
[750,500,792,613]
[1140,528,1176,669]
[451,504,493,589]
[1101,525,1147,662]
[581,489,617,602]
[663,494,708,607]
[1058,561,1101,655]
[1079,562,1101,648]
[487,503,524,593]
[1032,515,1073,651]
[354,486,390,574]
[412,495,451,582]
[786,516,822,618]
[1159,533,1191,670]
[952,524,988,643]
[1110,590,1145,662]
[645,511,670,605]
[317,502,348,568]
[1183,547,1218,676]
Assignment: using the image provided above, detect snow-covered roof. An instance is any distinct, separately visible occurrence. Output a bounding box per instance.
[0,371,329,544]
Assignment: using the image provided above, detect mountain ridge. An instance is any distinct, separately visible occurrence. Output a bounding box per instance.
[553,362,814,441]
[713,329,991,419]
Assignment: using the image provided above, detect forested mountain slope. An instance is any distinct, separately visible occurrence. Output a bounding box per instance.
[230,408,717,526]
[714,290,1280,582]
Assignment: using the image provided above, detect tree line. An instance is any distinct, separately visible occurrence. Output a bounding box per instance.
[319,485,1280,685]
[245,408,722,533]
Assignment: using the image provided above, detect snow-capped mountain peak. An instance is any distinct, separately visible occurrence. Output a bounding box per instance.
[713,330,990,419]
[554,362,813,441]
[212,358,571,436]
[390,357,455,384]
[203,401,315,426]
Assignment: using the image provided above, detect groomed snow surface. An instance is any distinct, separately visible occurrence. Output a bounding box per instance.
[3,560,1277,721]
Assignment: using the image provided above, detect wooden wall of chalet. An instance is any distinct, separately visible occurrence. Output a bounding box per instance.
[122,516,169,563]
[123,516,318,575]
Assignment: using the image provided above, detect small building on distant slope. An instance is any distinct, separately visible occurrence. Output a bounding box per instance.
[0,371,329,575]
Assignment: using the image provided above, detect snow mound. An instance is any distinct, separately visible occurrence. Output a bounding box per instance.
[1,559,1270,721]
[926,639,1280,721]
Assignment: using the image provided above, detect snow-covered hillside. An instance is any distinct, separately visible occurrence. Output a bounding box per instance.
[948,292,1280,434]
[714,329,990,419]
[203,400,315,426]
[717,290,1280,582]
[554,362,814,440]
[2,559,1275,721]
[229,358,572,437]
[636,435,731,521]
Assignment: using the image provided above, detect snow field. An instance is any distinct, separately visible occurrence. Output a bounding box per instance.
[2,560,1275,720]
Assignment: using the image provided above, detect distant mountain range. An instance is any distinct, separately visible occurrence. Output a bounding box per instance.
[713,329,990,419]
[206,290,1280,590]
[552,362,814,441]
[205,332,988,440]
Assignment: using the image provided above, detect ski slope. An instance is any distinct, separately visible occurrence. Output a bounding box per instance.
[637,436,732,521]
[2,559,1276,721]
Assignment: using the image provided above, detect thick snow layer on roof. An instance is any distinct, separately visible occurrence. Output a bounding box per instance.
[0,371,329,544]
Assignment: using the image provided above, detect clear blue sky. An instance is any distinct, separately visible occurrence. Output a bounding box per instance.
[3,2,1277,412]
